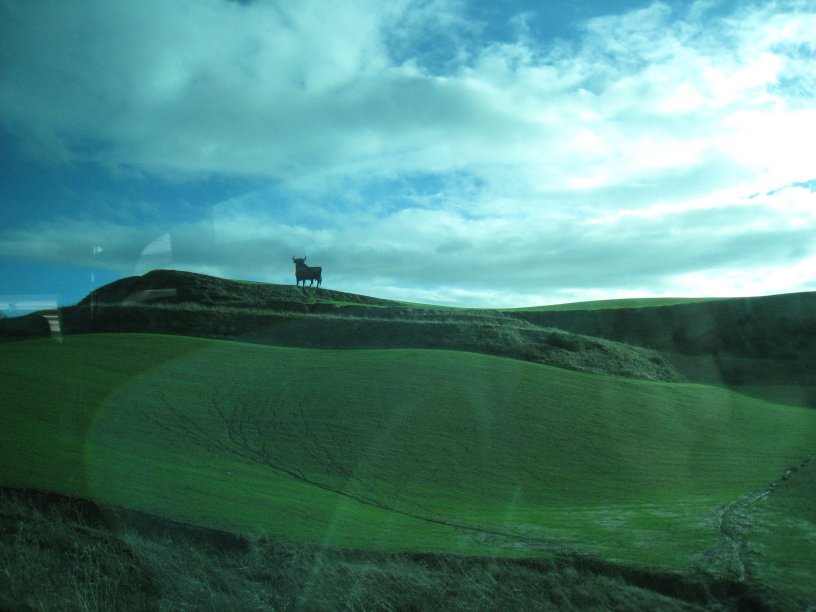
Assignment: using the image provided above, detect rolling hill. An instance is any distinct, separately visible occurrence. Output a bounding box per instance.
[3,269,813,406]
[1,270,815,608]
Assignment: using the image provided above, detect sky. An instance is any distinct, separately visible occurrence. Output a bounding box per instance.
[1,0,815,310]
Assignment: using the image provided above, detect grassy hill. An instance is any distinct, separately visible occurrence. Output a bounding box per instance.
[0,488,742,611]
[507,296,725,311]
[1,270,684,382]
[2,268,808,407]
[79,268,407,310]
[511,292,816,361]
[510,291,816,409]
[2,271,816,608]
[2,333,816,607]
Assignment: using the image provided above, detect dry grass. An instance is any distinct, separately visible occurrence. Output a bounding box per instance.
[2,486,767,611]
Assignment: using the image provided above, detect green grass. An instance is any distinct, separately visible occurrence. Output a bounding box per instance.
[736,459,816,607]
[54,302,685,382]
[2,334,815,578]
[508,297,724,312]
[3,487,729,611]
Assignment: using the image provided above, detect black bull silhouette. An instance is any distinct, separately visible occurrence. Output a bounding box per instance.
[292,256,322,288]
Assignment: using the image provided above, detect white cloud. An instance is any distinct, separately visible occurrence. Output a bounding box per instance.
[1,0,812,194]
[3,176,814,306]
[2,0,816,304]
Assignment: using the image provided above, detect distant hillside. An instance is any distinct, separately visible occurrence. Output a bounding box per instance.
[509,293,816,392]
[3,270,815,395]
[509,292,816,360]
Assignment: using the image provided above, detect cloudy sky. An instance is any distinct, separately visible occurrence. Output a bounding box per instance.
[1,0,815,309]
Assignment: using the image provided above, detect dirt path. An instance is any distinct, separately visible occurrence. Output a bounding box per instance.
[707,453,816,581]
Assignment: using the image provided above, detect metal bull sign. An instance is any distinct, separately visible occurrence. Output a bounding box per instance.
[292,256,322,288]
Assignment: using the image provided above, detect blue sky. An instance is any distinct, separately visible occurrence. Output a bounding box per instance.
[1,0,815,310]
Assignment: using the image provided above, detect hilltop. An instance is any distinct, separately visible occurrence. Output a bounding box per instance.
[2,269,815,396]
[78,268,402,311]
[2,270,680,382]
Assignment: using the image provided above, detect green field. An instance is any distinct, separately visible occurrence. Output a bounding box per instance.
[505,297,723,312]
[2,333,814,589]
